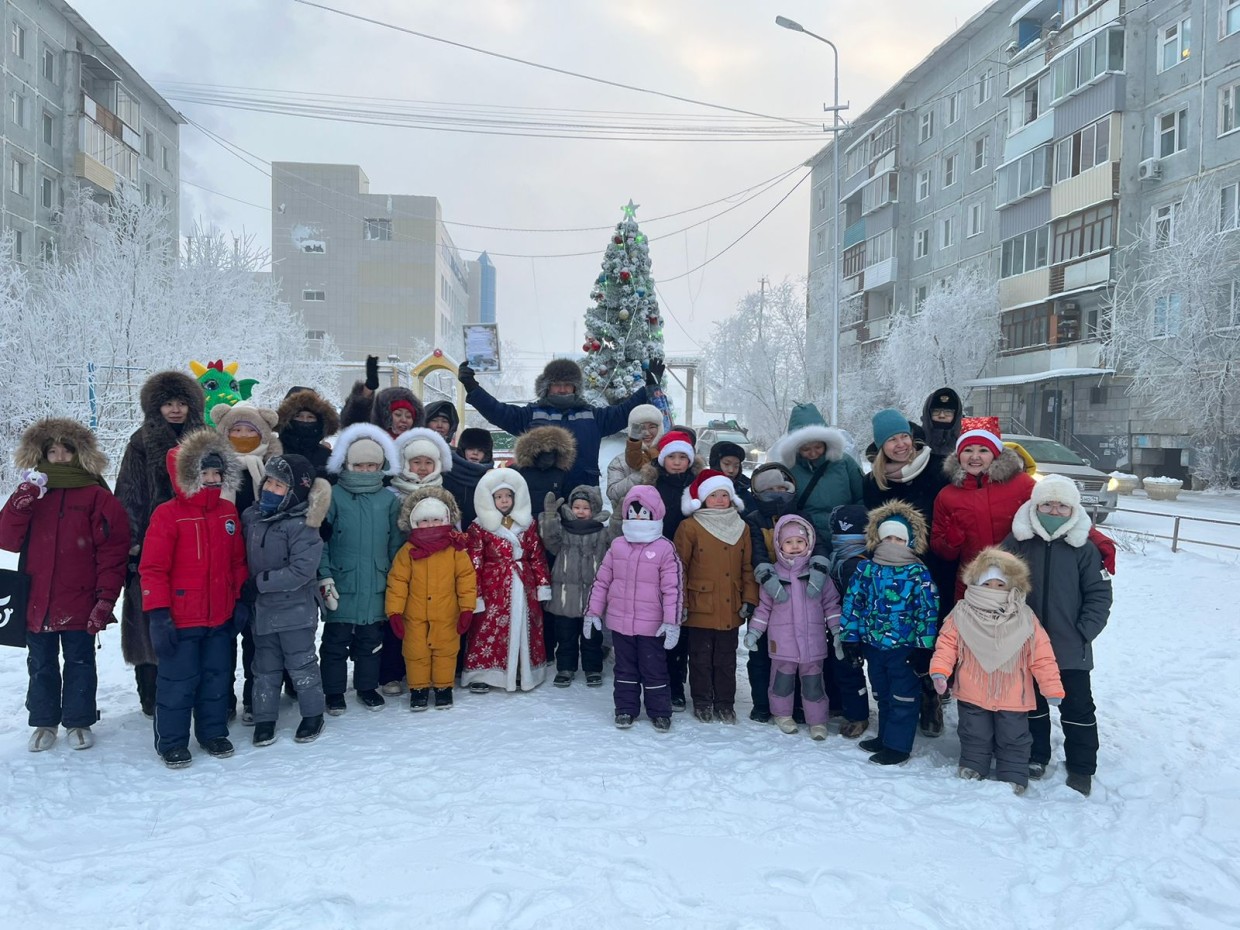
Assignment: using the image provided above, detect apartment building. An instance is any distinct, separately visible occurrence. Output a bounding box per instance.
[466,251,496,325]
[270,161,471,367]
[808,0,1240,478]
[2,0,182,263]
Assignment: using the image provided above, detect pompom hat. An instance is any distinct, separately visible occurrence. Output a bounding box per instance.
[681,469,744,514]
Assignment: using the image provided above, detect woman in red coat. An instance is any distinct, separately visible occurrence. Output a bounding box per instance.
[461,468,551,693]
[0,419,129,752]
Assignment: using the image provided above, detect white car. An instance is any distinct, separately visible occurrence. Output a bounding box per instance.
[1004,433,1119,524]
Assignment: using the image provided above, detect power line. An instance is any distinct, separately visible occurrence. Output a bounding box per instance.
[180,176,267,210]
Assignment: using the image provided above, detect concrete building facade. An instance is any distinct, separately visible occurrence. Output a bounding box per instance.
[807,0,1240,478]
[466,250,496,325]
[2,0,182,263]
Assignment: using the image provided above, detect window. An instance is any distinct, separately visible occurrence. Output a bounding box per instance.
[11,229,23,263]
[364,218,392,241]
[1223,182,1240,232]
[1158,108,1188,157]
[1159,19,1191,72]
[161,192,168,208]
[1009,75,1050,132]
[997,144,1052,205]
[10,92,27,128]
[144,131,154,159]
[914,228,930,259]
[816,184,828,211]
[302,290,326,302]
[1221,82,1239,136]
[1001,226,1050,278]
[1053,203,1115,263]
[10,157,26,196]
[866,229,893,266]
[41,111,52,146]
[40,175,52,208]
[1051,28,1124,101]
[976,69,993,106]
[1226,0,1240,39]
[1219,281,1240,328]
[1152,294,1182,337]
[10,22,25,58]
[39,239,52,264]
[861,172,898,215]
[916,169,931,202]
[947,92,961,126]
[115,86,140,131]
[143,182,151,204]
[914,285,928,310]
[815,228,826,255]
[306,329,327,341]
[1002,304,1052,350]
[1153,202,1179,247]
[973,136,988,172]
[968,203,985,238]
[943,154,957,187]
[941,217,955,249]
[162,145,170,172]
[41,47,54,81]
[919,110,935,143]
[1054,115,1111,182]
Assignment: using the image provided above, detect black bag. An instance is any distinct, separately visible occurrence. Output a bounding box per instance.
[0,550,30,648]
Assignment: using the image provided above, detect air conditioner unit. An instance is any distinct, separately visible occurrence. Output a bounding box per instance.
[1138,158,1162,181]
[1061,301,1079,312]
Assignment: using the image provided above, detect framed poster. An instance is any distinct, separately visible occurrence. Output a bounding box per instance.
[463,324,502,373]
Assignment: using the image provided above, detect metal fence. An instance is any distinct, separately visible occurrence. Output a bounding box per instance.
[1110,508,1240,553]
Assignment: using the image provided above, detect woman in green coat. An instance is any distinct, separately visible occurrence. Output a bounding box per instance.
[767,403,864,547]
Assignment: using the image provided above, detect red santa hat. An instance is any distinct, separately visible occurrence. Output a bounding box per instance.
[657,430,695,466]
[682,469,743,514]
[956,415,1003,458]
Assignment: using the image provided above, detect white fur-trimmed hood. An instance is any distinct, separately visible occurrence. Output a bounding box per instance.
[1009,475,1091,546]
[326,423,401,476]
[473,467,532,533]
[767,425,847,467]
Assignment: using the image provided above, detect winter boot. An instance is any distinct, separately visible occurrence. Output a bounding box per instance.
[1066,772,1092,797]
[586,672,603,687]
[651,716,671,732]
[381,681,405,696]
[468,681,491,694]
[553,671,573,688]
[869,748,911,766]
[160,747,192,769]
[671,696,687,713]
[839,719,868,739]
[409,688,430,712]
[1012,783,1028,796]
[715,706,737,724]
[774,716,799,735]
[692,704,714,723]
[1028,762,1047,779]
[325,694,347,716]
[858,736,884,753]
[958,766,982,780]
[294,715,324,743]
[203,737,234,758]
[614,713,634,729]
[919,691,943,737]
[357,689,386,711]
[749,707,772,724]
[434,687,454,709]
[809,724,829,741]
[28,727,57,752]
[241,705,255,726]
[65,727,94,750]
[253,722,277,747]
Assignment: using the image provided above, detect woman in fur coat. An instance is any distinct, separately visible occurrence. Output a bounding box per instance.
[461,469,552,693]
[115,370,205,716]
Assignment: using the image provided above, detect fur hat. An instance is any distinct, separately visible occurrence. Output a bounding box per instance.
[962,547,1031,594]
[276,388,340,437]
[1031,473,1081,511]
[513,426,577,472]
[709,441,747,471]
[628,404,665,437]
[395,428,454,476]
[473,467,533,532]
[171,429,242,499]
[657,431,695,466]
[409,496,450,525]
[872,408,913,449]
[326,423,400,476]
[140,370,205,424]
[956,415,1003,458]
[682,469,743,514]
[398,486,462,533]
[535,358,584,398]
[371,386,423,435]
[457,427,494,462]
[15,418,108,477]
[864,499,929,555]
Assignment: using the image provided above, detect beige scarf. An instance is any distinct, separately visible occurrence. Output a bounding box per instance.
[884,445,932,484]
[693,506,746,545]
[951,585,1036,704]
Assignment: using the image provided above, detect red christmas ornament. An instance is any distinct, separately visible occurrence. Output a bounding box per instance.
[592,339,602,351]
[583,342,592,352]
[619,270,631,282]
[613,235,623,245]
[432,348,443,358]
[647,315,658,325]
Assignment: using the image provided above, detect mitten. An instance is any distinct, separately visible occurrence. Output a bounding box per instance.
[457,610,473,635]
[544,492,564,515]
[365,354,380,391]
[738,603,755,622]
[908,648,933,677]
[389,613,405,640]
[319,578,340,611]
[86,600,114,635]
[148,608,177,660]
[9,481,44,512]
[931,673,948,695]
[240,577,259,604]
[536,585,552,603]
[806,556,830,597]
[755,563,788,603]
[583,615,603,639]
[657,622,680,650]
[457,362,479,392]
[743,629,760,652]
[832,633,846,662]
[645,357,665,386]
[231,602,252,635]
[1046,697,1062,707]
[842,640,864,664]
[628,420,646,440]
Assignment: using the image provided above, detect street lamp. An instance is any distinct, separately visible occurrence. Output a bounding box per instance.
[776,14,842,427]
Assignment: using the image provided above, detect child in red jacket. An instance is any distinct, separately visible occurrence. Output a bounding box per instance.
[139,430,248,769]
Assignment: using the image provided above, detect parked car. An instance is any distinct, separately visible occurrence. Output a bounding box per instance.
[1004,433,1118,524]
[695,426,763,474]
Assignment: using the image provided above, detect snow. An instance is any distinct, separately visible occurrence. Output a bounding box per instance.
[2,523,1239,927]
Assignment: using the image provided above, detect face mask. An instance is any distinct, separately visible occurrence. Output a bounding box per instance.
[259,489,286,515]
[1036,512,1070,537]
[534,451,557,470]
[282,419,324,448]
[229,434,262,454]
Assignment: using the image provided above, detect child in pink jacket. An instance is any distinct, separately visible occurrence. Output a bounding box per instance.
[930,547,1063,794]
[585,486,684,732]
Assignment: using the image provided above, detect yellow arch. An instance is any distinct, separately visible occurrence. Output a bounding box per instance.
[410,350,466,425]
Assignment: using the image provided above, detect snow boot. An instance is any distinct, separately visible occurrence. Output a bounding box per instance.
[65,727,93,750]
[774,716,799,735]
[253,722,277,747]
[715,706,737,724]
[958,766,982,780]
[1012,783,1028,796]
[869,748,911,766]
[809,724,829,741]
[651,716,671,732]
[161,747,192,769]
[839,719,868,739]
[1066,772,1092,797]
[614,713,634,729]
[357,689,385,711]
[919,691,943,737]
[749,708,772,724]
[434,687,454,709]
[468,681,491,694]
[203,737,234,758]
[381,681,405,696]
[671,696,687,713]
[409,688,430,712]
[28,727,57,752]
[553,671,573,688]
[295,715,324,743]
[325,694,347,716]
[241,705,254,726]
[692,704,714,723]
[858,736,884,753]
[1028,762,1047,779]
[586,672,603,687]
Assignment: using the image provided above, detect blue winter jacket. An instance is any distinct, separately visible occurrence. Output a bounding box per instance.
[840,558,940,650]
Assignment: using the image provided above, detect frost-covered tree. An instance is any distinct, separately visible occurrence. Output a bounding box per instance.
[1106,182,1240,486]
[581,201,665,404]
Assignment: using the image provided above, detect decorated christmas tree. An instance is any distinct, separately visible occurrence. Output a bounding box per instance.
[581,200,667,406]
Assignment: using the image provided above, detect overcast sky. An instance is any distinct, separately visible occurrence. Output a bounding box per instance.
[75,0,987,387]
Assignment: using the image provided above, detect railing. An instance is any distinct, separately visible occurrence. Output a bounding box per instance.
[1111,509,1240,553]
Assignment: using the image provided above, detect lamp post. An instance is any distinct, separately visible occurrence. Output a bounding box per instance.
[776,15,842,426]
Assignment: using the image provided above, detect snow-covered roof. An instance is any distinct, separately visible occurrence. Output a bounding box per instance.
[965,367,1114,388]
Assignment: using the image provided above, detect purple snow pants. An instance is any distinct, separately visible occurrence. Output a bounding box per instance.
[770,660,828,726]
[612,632,671,719]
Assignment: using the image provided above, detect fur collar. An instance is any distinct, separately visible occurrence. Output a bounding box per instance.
[768,425,847,467]
[864,499,929,555]
[961,546,1031,593]
[473,467,533,533]
[171,428,243,499]
[1009,499,1092,546]
[326,423,401,476]
[944,447,1026,487]
[398,486,462,533]
[16,418,108,476]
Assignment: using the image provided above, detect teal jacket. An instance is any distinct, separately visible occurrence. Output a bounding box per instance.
[768,403,864,545]
[318,475,404,625]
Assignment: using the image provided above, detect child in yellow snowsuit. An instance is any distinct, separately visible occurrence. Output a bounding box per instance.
[385,487,477,711]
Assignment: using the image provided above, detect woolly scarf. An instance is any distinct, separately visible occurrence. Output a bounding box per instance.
[40,460,106,489]
[950,584,1036,704]
[884,445,932,484]
[336,470,385,494]
[390,472,443,496]
[693,506,746,545]
[406,524,467,560]
[873,540,921,567]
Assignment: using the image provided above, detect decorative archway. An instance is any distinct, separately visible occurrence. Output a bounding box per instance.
[410,349,466,426]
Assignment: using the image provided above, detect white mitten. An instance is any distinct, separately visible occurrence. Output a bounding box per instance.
[658,623,680,651]
[319,578,340,611]
[583,615,603,639]
[743,629,760,652]
[537,585,552,603]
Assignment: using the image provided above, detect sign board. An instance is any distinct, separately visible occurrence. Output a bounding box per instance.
[463,324,501,373]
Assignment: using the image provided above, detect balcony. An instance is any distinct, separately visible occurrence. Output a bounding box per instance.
[1003,111,1053,163]
[842,273,863,297]
[864,257,897,290]
[842,218,866,249]
[1062,254,1111,291]
[999,266,1051,307]
[1050,161,1118,220]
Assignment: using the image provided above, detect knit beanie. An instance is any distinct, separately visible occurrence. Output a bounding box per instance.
[876,516,911,544]
[829,504,868,537]
[872,408,913,449]
[956,415,1003,458]
[409,496,450,524]
[657,431,695,465]
[346,437,386,467]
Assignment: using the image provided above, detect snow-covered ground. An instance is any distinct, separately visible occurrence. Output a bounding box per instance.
[2,526,1239,928]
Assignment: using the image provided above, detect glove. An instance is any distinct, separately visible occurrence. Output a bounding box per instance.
[755,563,788,604]
[832,632,845,662]
[148,608,177,660]
[365,354,380,391]
[536,585,552,603]
[389,613,405,640]
[86,600,114,635]
[583,616,603,639]
[806,556,830,597]
[842,640,864,664]
[657,622,680,651]
[9,480,45,512]
[743,629,760,652]
[319,578,340,611]
[645,358,665,386]
[908,648,933,677]
[231,602,252,635]
[1046,696,1062,707]
[457,610,473,635]
[457,361,479,393]
[544,492,564,515]
[931,673,948,695]
[240,577,259,605]
[738,603,755,622]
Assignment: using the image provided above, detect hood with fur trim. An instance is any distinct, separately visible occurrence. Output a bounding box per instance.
[140,370,206,425]
[15,417,108,477]
[326,423,401,476]
[212,404,281,457]
[767,425,847,468]
[535,358,584,399]
[394,427,454,474]
[943,446,1026,487]
[369,385,423,435]
[473,467,533,532]
[259,454,331,528]
[276,388,340,437]
[168,428,243,500]
[513,425,577,472]
[961,547,1031,594]
[864,499,929,555]
[422,401,460,441]
[398,485,462,533]
[1009,474,1092,546]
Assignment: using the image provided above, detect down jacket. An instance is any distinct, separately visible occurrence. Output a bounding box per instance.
[0,419,129,633]
[539,485,613,618]
[586,486,684,638]
[748,515,841,663]
[139,430,248,631]
[673,506,758,632]
[386,489,476,626]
